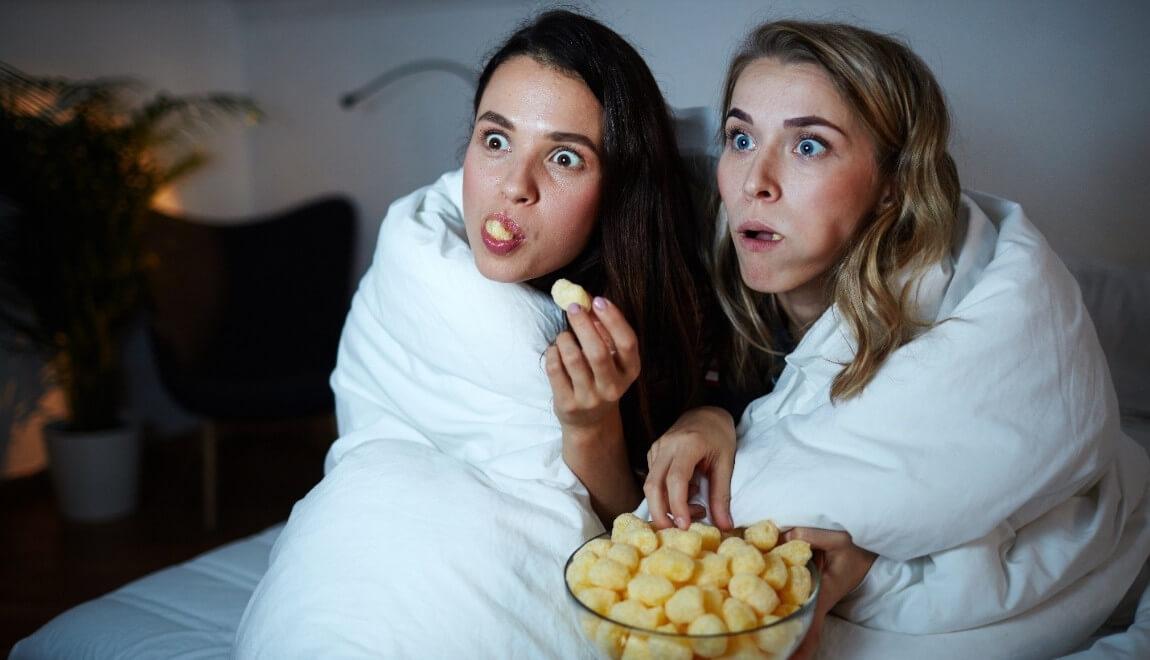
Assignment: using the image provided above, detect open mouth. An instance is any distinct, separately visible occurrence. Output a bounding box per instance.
[741,229,783,242]
[481,213,524,255]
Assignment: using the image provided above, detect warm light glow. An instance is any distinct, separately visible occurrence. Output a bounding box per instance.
[152,186,185,214]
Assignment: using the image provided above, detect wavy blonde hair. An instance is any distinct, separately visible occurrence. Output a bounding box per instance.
[715,20,961,401]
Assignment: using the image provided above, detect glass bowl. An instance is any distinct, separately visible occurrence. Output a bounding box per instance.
[564,532,820,659]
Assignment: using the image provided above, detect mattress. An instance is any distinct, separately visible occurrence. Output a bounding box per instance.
[10,524,281,660]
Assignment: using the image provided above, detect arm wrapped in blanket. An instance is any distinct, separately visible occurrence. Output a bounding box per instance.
[728,192,1150,640]
[235,169,603,658]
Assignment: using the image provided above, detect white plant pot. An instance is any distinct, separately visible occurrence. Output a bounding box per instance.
[44,420,140,522]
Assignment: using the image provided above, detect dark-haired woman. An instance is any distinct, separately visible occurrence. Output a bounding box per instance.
[235,10,711,657]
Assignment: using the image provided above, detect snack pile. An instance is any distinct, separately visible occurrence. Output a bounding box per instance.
[565,514,817,659]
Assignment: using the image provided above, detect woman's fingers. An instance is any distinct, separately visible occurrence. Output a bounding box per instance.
[664,456,694,529]
[782,526,853,551]
[554,331,594,399]
[588,297,640,377]
[644,445,673,529]
[544,345,573,401]
[707,452,735,530]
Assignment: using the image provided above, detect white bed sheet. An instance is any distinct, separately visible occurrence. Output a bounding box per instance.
[10,524,281,660]
[11,449,1150,659]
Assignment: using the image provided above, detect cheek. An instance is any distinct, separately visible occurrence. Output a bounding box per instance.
[551,178,601,245]
[716,156,742,207]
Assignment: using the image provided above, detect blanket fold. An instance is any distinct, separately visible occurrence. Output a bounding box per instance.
[235,169,601,659]
[725,192,1150,655]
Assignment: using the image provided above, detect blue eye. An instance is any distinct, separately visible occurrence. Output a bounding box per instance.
[551,148,584,168]
[796,137,827,157]
[484,132,509,151]
[730,130,755,152]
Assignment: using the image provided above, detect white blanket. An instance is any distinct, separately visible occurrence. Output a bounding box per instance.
[726,192,1150,658]
[234,169,601,658]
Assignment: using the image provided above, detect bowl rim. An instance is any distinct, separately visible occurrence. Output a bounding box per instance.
[563,531,822,639]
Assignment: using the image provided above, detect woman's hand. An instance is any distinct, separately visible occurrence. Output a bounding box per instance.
[782,527,876,660]
[643,406,736,531]
[547,296,643,525]
[545,297,640,431]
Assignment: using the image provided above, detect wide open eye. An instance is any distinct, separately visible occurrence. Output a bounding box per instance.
[484,131,510,151]
[795,137,827,157]
[550,148,584,168]
[729,130,755,152]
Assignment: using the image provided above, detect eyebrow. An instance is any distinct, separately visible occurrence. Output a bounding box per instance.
[476,110,600,156]
[725,108,847,136]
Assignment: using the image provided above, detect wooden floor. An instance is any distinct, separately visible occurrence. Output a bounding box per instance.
[0,416,332,655]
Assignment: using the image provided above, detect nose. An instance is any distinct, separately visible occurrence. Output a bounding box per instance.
[743,150,780,201]
[501,156,539,205]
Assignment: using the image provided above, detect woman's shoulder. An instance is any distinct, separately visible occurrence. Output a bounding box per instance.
[373,168,469,262]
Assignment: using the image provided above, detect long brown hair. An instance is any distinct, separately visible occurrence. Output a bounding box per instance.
[714,20,961,401]
[476,11,712,460]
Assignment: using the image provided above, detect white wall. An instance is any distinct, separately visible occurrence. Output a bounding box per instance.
[237,0,1150,273]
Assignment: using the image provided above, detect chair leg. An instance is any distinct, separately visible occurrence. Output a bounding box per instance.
[202,421,218,531]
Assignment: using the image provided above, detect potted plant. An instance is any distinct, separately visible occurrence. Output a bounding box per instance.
[0,62,260,521]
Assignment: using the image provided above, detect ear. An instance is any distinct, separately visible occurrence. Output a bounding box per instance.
[877,180,896,210]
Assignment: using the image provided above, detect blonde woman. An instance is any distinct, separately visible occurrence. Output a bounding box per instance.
[643,20,1150,658]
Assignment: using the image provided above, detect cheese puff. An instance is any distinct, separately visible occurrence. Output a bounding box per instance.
[701,587,725,616]
[721,596,759,632]
[566,552,598,587]
[723,636,773,659]
[689,522,723,552]
[580,615,601,641]
[551,278,592,311]
[768,540,812,567]
[610,599,664,631]
[657,528,704,558]
[648,629,693,660]
[729,545,767,576]
[664,585,706,625]
[626,573,675,607]
[780,564,813,605]
[575,537,614,561]
[620,632,652,660]
[744,520,780,551]
[717,536,751,557]
[771,603,800,618]
[694,551,731,589]
[760,552,788,591]
[755,615,803,655]
[575,586,620,617]
[594,620,628,660]
[607,542,641,572]
[644,546,696,583]
[687,614,729,658]
[589,557,631,591]
[729,574,780,616]
[618,526,660,556]
[612,513,649,542]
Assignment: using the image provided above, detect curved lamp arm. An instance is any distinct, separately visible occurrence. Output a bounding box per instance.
[339,58,475,110]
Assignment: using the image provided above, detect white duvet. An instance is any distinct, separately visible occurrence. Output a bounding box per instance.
[234,169,602,658]
[726,192,1150,658]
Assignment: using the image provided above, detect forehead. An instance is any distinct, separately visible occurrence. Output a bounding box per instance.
[730,58,851,119]
[477,55,603,139]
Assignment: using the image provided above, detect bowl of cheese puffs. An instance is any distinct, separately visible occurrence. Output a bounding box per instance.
[564,514,820,659]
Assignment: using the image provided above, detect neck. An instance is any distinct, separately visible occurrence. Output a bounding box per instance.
[776,284,828,342]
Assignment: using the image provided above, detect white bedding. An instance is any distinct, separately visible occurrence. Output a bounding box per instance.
[233,169,603,658]
[725,192,1150,657]
[10,524,281,660]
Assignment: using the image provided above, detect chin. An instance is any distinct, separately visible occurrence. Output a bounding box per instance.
[472,257,523,284]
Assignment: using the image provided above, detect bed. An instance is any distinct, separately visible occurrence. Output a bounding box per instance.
[11,263,1150,660]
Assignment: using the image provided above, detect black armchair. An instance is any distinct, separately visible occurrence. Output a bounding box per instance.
[145,195,356,529]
